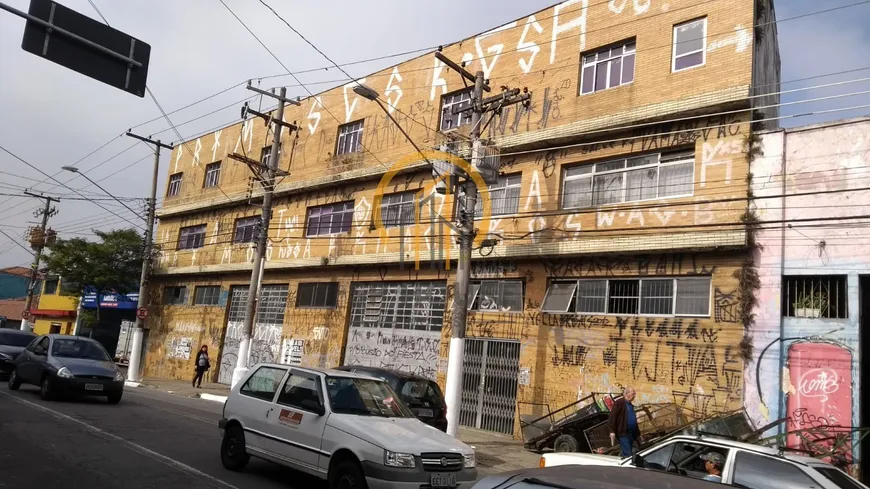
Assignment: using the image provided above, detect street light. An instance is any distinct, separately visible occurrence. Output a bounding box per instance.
[61,165,143,219]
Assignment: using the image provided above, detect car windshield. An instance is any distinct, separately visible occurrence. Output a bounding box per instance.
[0,331,35,347]
[398,379,442,408]
[814,466,866,489]
[325,376,414,418]
[51,339,111,361]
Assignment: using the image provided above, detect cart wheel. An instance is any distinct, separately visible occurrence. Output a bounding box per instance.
[554,434,579,452]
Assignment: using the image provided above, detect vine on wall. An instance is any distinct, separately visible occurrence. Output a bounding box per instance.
[736,124,764,362]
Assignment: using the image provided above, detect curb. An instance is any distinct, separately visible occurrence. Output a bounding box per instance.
[198,393,228,403]
[124,381,141,388]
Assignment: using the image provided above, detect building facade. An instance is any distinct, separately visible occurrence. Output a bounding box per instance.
[144,0,779,436]
[747,118,870,477]
[31,276,76,335]
[0,266,32,300]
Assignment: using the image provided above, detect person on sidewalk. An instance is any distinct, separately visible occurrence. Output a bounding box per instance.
[608,387,642,457]
[192,345,210,388]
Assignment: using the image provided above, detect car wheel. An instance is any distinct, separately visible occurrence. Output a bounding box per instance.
[220,425,250,471]
[554,434,579,453]
[329,460,368,489]
[40,376,54,401]
[8,369,21,390]
[107,393,122,404]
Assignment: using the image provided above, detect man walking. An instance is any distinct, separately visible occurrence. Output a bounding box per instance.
[608,387,642,457]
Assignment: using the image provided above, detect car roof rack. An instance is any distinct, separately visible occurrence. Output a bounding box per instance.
[694,431,738,441]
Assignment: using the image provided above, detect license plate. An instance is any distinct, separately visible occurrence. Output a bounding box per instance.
[84,383,104,391]
[430,473,456,488]
[415,408,434,418]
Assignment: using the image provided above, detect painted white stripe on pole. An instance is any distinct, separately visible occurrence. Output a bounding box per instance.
[0,391,239,489]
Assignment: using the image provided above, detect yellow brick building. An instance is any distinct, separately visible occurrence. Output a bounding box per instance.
[144,0,780,436]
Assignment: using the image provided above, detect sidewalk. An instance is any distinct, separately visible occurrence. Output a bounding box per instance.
[128,377,541,474]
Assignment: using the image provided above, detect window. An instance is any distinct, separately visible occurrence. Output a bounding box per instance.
[642,442,729,480]
[33,337,49,355]
[673,18,707,72]
[193,286,221,306]
[782,275,848,319]
[49,323,61,334]
[475,174,522,216]
[43,278,59,295]
[815,467,865,489]
[163,286,188,306]
[306,201,354,236]
[336,120,364,155]
[256,284,289,324]
[167,172,182,197]
[541,278,711,316]
[732,452,820,489]
[277,374,323,413]
[380,192,416,228]
[234,216,260,243]
[562,150,694,209]
[178,224,206,250]
[297,282,339,308]
[240,366,286,402]
[440,88,473,131]
[468,280,524,312]
[581,40,636,94]
[260,146,281,167]
[349,281,447,332]
[203,162,221,188]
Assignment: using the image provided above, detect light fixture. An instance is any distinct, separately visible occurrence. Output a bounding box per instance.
[61,166,79,173]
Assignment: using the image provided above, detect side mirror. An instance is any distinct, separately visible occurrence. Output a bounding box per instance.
[633,453,646,468]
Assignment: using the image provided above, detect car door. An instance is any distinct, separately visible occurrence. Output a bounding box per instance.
[728,451,827,488]
[19,336,49,383]
[637,440,731,482]
[265,370,329,473]
[234,365,289,453]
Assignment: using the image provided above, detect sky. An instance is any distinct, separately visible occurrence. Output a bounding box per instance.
[1,0,869,270]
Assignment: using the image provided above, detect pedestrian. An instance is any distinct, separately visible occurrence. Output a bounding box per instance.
[700,452,725,482]
[608,387,642,457]
[192,345,210,388]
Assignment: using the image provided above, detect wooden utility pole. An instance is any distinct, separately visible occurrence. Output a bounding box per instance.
[20,192,59,332]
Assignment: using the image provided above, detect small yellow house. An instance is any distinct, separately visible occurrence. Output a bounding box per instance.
[31,276,76,335]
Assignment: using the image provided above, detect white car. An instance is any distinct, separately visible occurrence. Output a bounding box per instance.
[541,434,866,489]
[219,364,477,489]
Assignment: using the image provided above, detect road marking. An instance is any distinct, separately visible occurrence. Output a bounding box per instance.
[0,390,240,489]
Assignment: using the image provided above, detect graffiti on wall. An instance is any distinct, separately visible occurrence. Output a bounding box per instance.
[345,327,441,379]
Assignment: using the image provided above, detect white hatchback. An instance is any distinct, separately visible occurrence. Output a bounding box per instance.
[219,364,477,489]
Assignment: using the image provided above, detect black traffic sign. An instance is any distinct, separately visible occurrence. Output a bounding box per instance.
[19,0,150,97]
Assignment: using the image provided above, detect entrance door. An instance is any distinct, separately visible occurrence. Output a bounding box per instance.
[218,285,289,385]
[459,339,520,435]
[218,286,248,385]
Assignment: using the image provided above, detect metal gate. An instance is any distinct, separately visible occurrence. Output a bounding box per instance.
[459,339,520,434]
[217,286,247,385]
[217,284,289,385]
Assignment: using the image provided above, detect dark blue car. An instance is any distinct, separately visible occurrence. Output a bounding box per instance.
[8,334,125,404]
[0,329,37,377]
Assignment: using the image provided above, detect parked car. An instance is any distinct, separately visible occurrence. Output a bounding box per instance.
[8,334,125,404]
[540,434,867,489]
[335,365,448,432]
[473,465,722,489]
[0,329,36,378]
[219,364,477,489]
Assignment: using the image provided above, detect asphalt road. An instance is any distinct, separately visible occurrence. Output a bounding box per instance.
[0,383,326,489]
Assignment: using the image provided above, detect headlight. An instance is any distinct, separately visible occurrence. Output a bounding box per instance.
[384,450,416,468]
[114,371,125,382]
[464,453,476,468]
[57,367,74,379]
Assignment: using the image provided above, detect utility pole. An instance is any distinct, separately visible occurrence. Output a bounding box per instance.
[436,53,530,437]
[124,131,172,383]
[230,84,298,388]
[20,192,59,332]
